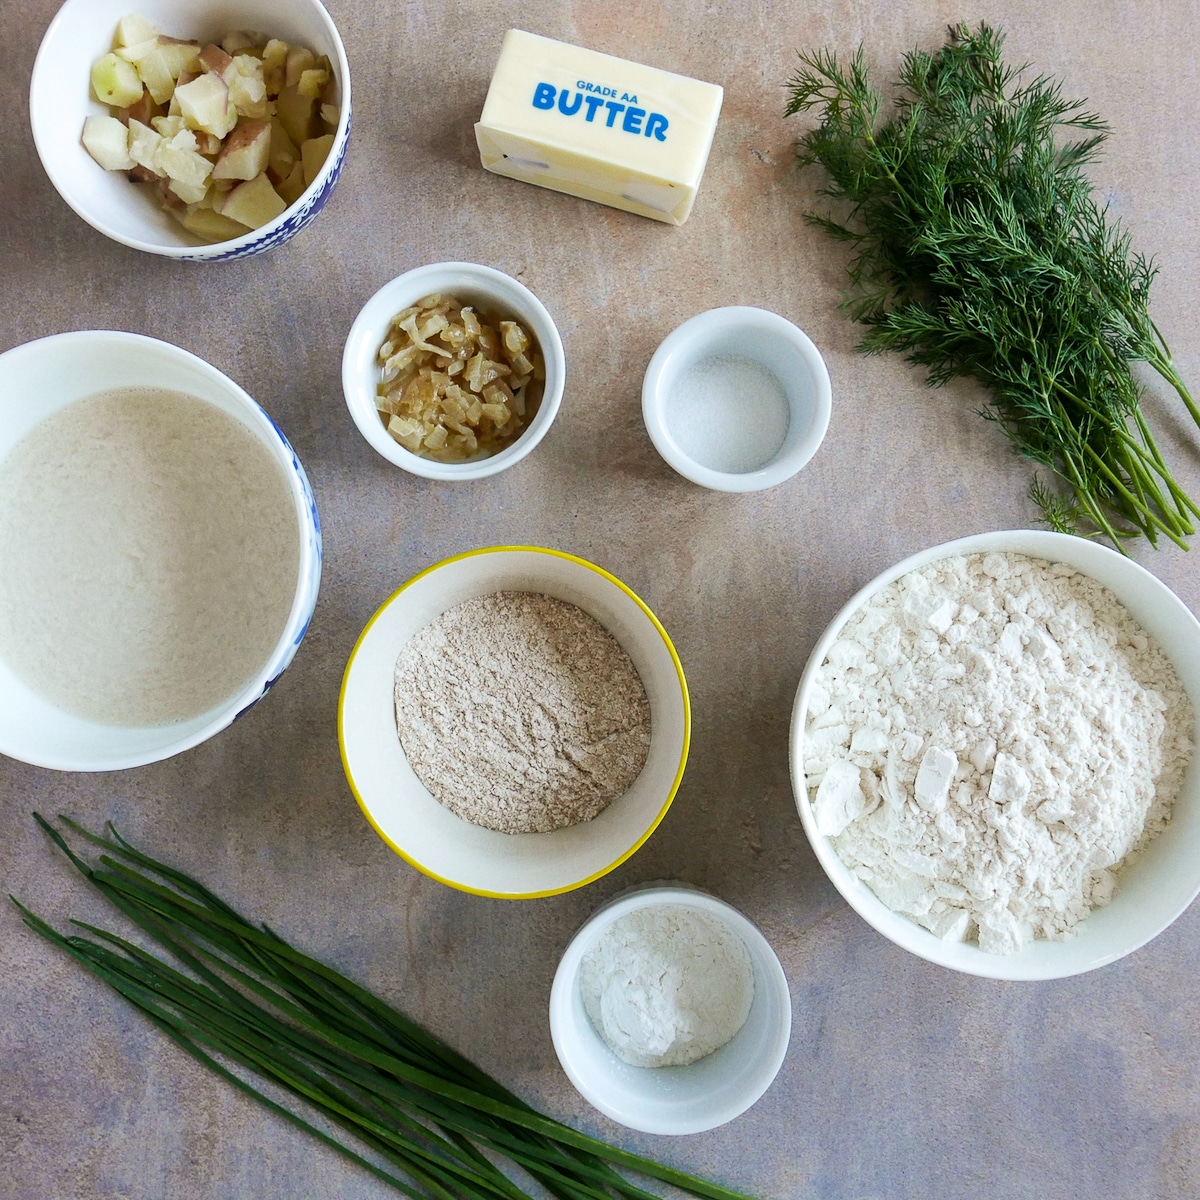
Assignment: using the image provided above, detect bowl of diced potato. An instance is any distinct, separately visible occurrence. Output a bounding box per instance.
[30,0,351,259]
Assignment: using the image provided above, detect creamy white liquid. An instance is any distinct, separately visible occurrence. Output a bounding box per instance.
[0,388,300,726]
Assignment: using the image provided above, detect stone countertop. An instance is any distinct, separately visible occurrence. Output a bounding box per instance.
[3,2,1200,1197]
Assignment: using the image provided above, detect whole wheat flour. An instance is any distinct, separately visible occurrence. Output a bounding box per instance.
[804,552,1194,954]
[580,905,755,1068]
[394,591,651,834]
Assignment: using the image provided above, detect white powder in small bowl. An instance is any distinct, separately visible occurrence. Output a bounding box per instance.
[580,904,755,1068]
[664,354,790,474]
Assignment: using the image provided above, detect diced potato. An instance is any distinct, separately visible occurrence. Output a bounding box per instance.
[118,87,162,126]
[276,161,306,206]
[83,16,330,244]
[155,130,212,188]
[154,37,202,80]
[274,85,316,147]
[268,118,298,177]
[228,56,268,117]
[82,115,134,171]
[284,46,315,89]
[168,176,209,204]
[174,74,238,138]
[221,30,261,53]
[151,114,186,138]
[126,118,164,174]
[300,134,334,187]
[213,118,271,180]
[219,171,286,229]
[115,36,158,65]
[115,13,159,49]
[297,67,329,99]
[172,200,246,239]
[91,52,143,108]
[261,39,289,96]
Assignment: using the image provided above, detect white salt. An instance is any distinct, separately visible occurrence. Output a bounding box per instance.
[665,354,790,474]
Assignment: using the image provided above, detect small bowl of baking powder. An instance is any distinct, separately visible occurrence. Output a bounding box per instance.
[641,306,831,492]
[549,883,792,1135]
[339,546,690,898]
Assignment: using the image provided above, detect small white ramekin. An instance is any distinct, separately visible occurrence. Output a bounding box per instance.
[0,331,321,772]
[30,0,351,260]
[342,263,565,481]
[642,305,831,492]
[549,883,792,1135]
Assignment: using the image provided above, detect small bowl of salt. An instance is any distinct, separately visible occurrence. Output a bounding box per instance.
[641,306,831,492]
[549,883,791,1135]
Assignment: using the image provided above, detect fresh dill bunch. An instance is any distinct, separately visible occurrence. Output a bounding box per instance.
[786,23,1199,551]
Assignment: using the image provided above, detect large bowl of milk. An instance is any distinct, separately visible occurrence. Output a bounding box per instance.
[0,331,321,770]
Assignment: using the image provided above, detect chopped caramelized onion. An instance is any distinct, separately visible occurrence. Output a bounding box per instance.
[375,294,545,462]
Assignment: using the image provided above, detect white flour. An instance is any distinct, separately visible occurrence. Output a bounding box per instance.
[580,905,754,1067]
[804,552,1193,954]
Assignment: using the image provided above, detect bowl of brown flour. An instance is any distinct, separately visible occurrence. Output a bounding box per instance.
[339,546,690,898]
[790,530,1200,980]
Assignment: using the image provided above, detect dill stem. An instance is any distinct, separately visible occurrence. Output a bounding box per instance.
[1078,441,1190,547]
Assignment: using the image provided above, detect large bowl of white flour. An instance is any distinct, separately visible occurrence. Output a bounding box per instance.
[0,331,321,770]
[790,530,1200,980]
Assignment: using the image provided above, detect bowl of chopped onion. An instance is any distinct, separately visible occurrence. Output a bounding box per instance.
[341,262,566,480]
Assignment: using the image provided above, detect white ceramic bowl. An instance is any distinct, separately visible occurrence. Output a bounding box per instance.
[342,263,566,481]
[0,331,322,771]
[641,306,831,492]
[31,0,351,260]
[549,883,792,1135]
[790,530,1200,980]
[339,547,689,897]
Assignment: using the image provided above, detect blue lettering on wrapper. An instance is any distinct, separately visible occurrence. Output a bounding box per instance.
[529,82,669,142]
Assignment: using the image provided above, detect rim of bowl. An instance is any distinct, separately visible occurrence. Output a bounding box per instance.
[337,545,691,898]
[30,0,352,259]
[548,884,792,1135]
[641,305,832,493]
[0,330,321,771]
[341,263,566,481]
[788,529,1200,980]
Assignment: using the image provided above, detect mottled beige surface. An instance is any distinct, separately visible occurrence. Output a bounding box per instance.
[4,2,1200,1198]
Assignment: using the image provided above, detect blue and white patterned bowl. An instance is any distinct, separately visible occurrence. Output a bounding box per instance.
[30,0,351,260]
[0,331,322,771]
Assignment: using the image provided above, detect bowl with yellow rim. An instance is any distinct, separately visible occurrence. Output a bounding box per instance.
[338,546,690,898]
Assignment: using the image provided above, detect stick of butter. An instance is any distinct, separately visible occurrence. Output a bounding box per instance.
[475,30,723,226]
